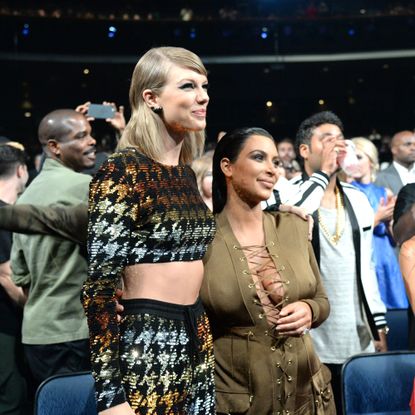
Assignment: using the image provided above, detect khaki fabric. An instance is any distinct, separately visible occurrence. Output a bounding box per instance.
[201,211,335,414]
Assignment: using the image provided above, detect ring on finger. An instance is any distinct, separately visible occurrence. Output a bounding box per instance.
[301,328,310,336]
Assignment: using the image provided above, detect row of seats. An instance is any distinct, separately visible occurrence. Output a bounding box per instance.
[35,351,415,415]
[34,309,413,414]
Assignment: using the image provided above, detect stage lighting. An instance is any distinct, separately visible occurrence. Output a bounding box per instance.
[261,27,268,39]
[190,28,196,39]
[108,26,117,38]
[22,24,30,37]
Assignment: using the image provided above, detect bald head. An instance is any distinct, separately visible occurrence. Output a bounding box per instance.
[391,131,414,147]
[391,130,415,167]
[38,109,96,172]
[38,109,85,147]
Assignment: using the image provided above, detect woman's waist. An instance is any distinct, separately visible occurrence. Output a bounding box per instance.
[120,296,204,319]
[122,261,204,304]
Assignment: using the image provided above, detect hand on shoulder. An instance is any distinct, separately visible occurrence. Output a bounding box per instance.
[278,204,313,241]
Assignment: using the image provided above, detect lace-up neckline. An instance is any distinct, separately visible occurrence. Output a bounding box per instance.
[235,243,289,329]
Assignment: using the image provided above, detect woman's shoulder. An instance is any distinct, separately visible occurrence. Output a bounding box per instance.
[264,210,309,234]
[95,148,153,178]
[106,147,149,165]
[401,237,415,257]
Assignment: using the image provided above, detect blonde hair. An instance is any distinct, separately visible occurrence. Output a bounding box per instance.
[351,137,380,181]
[118,47,207,164]
[191,150,213,195]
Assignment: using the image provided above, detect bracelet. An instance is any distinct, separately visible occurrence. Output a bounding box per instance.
[378,325,390,335]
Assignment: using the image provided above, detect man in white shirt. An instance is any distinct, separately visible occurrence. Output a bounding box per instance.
[266,111,388,414]
[375,130,415,195]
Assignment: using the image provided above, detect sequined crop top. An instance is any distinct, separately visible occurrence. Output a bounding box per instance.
[81,148,215,411]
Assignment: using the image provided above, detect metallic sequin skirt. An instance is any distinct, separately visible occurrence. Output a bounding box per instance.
[119,298,215,414]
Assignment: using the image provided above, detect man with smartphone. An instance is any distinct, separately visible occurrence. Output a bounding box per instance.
[10,109,96,387]
[75,101,125,175]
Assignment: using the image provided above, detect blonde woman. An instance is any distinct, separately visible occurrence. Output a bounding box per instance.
[351,137,407,309]
[81,47,216,415]
[191,150,213,210]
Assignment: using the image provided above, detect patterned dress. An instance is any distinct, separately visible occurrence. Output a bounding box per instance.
[82,148,216,414]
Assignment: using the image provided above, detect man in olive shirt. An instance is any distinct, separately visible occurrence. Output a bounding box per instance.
[10,109,96,385]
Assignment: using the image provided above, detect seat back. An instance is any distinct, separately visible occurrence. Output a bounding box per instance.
[34,371,97,415]
[386,308,409,351]
[342,351,415,415]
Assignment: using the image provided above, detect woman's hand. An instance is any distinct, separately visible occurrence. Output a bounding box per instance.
[275,301,313,337]
[100,402,135,415]
[115,288,124,323]
[279,204,314,240]
[374,196,396,226]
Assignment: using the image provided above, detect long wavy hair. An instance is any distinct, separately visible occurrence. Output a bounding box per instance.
[212,127,274,214]
[117,47,207,164]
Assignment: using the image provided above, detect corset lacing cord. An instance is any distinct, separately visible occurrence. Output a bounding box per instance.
[237,244,291,409]
[235,244,289,323]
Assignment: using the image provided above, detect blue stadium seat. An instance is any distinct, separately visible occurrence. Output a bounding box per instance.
[34,371,97,415]
[341,351,415,415]
[386,309,409,351]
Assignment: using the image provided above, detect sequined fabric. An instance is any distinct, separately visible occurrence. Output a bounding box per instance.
[81,148,216,412]
[119,299,215,414]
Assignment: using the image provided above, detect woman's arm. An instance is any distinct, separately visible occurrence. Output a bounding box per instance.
[399,236,415,314]
[81,154,136,413]
[0,203,87,245]
[300,240,330,328]
[274,217,329,336]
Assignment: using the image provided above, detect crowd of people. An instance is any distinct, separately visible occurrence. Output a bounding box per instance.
[2,0,415,21]
[1,45,415,415]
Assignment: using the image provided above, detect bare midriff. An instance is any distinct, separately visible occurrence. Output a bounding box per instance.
[122,260,204,305]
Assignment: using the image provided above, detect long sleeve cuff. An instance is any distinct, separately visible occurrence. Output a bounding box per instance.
[373,312,387,328]
[301,299,321,327]
[310,171,330,189]
[95,379,127,413]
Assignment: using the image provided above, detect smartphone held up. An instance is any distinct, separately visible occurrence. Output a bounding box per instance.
[87,104,116,119]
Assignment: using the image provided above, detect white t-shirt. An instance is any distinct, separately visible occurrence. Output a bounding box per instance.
[311,206,374,364]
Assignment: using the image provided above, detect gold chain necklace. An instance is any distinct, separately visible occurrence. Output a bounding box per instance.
[318,186,345,246]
